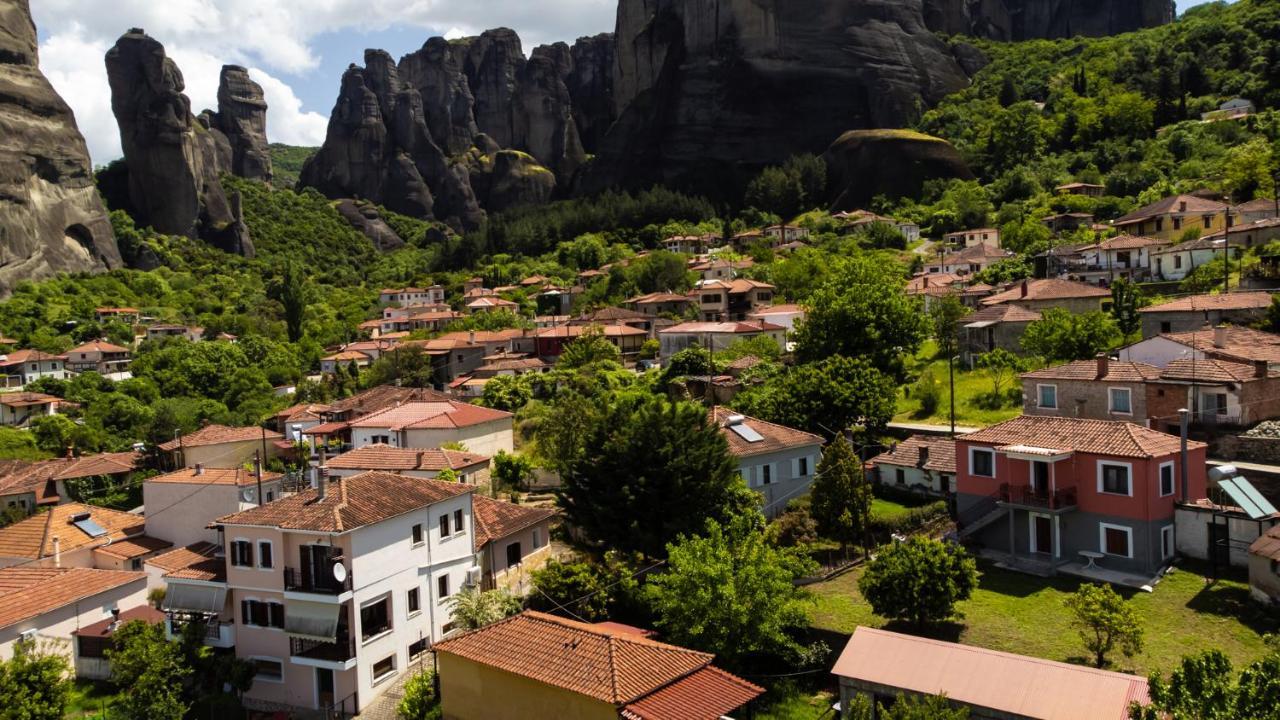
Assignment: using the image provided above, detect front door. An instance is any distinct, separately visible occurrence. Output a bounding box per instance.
[1031,461,1050,497]
[1033,516,1052,555]
[316,667,335,708]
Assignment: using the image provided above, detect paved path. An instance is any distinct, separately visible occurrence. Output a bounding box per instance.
[355,662,427,720]
[887,421,981,436]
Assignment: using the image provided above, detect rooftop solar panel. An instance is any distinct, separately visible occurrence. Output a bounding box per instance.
[729,423,764,443]
[73,517,108,538]
[1219,477,1278,520]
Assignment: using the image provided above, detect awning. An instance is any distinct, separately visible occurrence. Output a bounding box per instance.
[285,599,341,642]
[162,582,226,614]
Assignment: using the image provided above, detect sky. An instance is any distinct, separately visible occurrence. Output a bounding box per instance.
[34,0,1221,167]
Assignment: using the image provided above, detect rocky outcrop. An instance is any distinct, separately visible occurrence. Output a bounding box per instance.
[824,129,974,211]
[565,34,616,154]
[399,37,479,156]
[105,28,253,256]
[455,29,525,150]
[0,0,120,293]
[465,141,557,213]
[922,0,1174,41]
[212,65,272,182]
[334,199,405,250]
[584,0,973,195]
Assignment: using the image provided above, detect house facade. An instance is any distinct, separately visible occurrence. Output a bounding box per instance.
[958,304,1041,365]
[659,321,786,358]
[0,567,148,662]
[1020,357,1162,424]
[0,392,59,427]
[1137,292,1274,337]
[1113,194,1231,243]
[0,349,66,389]
[980,278,1112,314]
[158,424,286,469]
[143,467,285,548]
[691,279,775,321]
[347,401,514,456]
[867,436,957,495]
[326,445,491,487]
[64,341,132,375]
[711,407,822,517]
[944,228,1001,248]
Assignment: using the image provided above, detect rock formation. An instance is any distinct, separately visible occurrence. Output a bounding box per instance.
[0,0,120,294]
[823,130,974,211]
[564,34,616,154]
[922,0,1174,41]
[399,37,479,156]
[105,29,253,256]
[334,199,405,250]
[211,65,272,182]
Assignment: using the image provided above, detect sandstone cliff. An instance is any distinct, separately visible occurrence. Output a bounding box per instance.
[105,29,253,256]
[922,0,1174,41]
[0,0,120,294]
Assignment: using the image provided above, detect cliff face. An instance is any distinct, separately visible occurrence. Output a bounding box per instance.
[0,0,120,294]
[105,29,253,256]
[922,0,1174,41]
[212,65,272,182]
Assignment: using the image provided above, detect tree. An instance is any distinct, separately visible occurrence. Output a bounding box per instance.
[397,670,442,720]
[107,620,191,720]
[363,345,436,388]
[733,355,896,440]
[529,553,640,621]
[492,451,535,494]
[558,395,758,558]
[1110,279,1145,337]
[1262,294,1280,334]
[1131,650,1236,720]
[527,391,600,477]
[275,260,307,343]
[558,327,621,369]
[647,515,817,668]
[1021,309,1122,361]
[859,536,978,629]
[847,693,970,720]
[447,587,523,630]
[929,295,970,358]
[1065,583,1143,668]
[479,374,532,412]
[976,348,1022,399]
[0,639,72,720]
[746,166,804,218]
[809,436,872,553]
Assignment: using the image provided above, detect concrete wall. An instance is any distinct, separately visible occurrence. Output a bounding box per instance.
[963,502,1172,574]
[872,464,953,495]
[1249,552,1280,603]
[1175,504,1276,568]
[143,481,244,547]
[740,445,821,517]
[482,519,553,594]
[437,652,618,720]
[0,577,148,662]
[403,423,514,457]
[1140,308,1267,338]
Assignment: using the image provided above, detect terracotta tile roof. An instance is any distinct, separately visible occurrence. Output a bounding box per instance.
[275,402,334,423]
[146,541,225,582]
[326,386,453,418]
[868,436,956,474]
[467,297,519,309]
[710,407,822,458]
[833,627,1148,720]
[0,503,144,560]
[939,243,1015,263]
[146,467,283,486]
[1160,358,1266,383]
[627,292,691,305]
[0,349,65,364]
[1021,360,1162,383]
[982,279,1111,306]
[53,452,141,480]
[472,496,556,551]
[347,401,513,431]
[1138,292,1275,313]
[962,304,1042,324]
[620,665,764,720]
[1250,525,1280,562]
[158,424,283,451]
[478,358,548,372]
[67,340,132,354]
[574,306,649,323]
[694,278,775,294]
[961,415,1202,459]
[0,392,59,407]
[535,324,646,338]
[662,321,785,335]
[73,605,165,637]
[436,330,527,344]
[749,303,803,316]
[326,445,489,472]
[94,534,173,560]
[1115,194,1227,225]
[1162,326,1280,364]
[0,567,146,630]
[433,610,749,707]
[323,350,373,362]
[1089,234,1168,251]
[217,470,472,533]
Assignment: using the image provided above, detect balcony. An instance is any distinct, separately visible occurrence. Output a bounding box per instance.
[290,633,356,663]
[1190,411,1244,428]
[285,565,352,595]
[165,617,235,648]
[999,483,1078,511]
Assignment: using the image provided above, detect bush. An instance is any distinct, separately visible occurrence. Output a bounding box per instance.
[869,501,950,537]
[913,369,942,416]
[397,671,442,720]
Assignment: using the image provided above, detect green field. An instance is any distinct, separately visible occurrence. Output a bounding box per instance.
[809,560,1279,676]
[895,341,1038,428]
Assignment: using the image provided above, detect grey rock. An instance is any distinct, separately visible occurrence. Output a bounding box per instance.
[467,147,556,213]
[335,199,405,250]
[824,129,974,211]
[922,0,1173,40]
[457,28,524,149]
[213,65,272,182]
[0,0,120,294]
[565,33,616,154]
[399,37,479,155]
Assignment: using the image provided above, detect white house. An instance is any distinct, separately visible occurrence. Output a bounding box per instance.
[326,445,491,487]
[659,321,787,358]
[347,401,514,456]
[0,566,148,662]
[0,392,59,427]
[0,350,66,389]
[142,466,284,548]
[1148,235,1240,282]
[867,435,958,495]
[711,407,822,517]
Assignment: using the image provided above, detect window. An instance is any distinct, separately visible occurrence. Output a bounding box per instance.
[1173,217,1182,231]
[230,540,253,567]
[1155,217,1164,232]
[408,638,429,661]
[266,491,274,502]
[1037,384,1057,409]
[895,468,906,485]
[411,523,423,546]
[970,448,995,478]
[1101,524,1133,558]
[532,528,545,549]
[1160,462,1175,497]
[453,509,464,534]
[701,294,722,305]
[360,597,391,641]
[130,559,142,571]
[371,434,390,445]
[268,602,284,629]
[257,541,273,569]
[798,457,809,476]
[407,588,420,615]
[251,658,284,682]
[1099,462,1132,496]
[1175,255,1183,269]
[1203,215,1212,229]
[1108,387,1132,414]
[437,575,450,601]
[241,600,284,628]
[372,655,396,683]
[761,464,772,485]
[1160,321,1172,334]
[506,542,522,568]
[439,513,451,538]
[1161,526,1175,560]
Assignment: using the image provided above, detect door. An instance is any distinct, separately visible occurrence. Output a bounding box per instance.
[1033,516,1053,555]
[1209,522,1230,567]
[316,667,335,708]
[1031,461,1050,497]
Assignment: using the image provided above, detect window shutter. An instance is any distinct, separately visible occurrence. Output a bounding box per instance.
[791,458,799,478]
[769,463,777,485]
[241,600,250,624]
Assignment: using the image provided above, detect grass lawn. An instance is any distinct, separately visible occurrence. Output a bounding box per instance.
[808,559,1280,676]
[894,341,1035,428]
[754,685,838,720]
[64,679,119,718]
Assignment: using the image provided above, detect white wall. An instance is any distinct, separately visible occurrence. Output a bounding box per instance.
[0,576,148,662]
[1117,336,1201,368]
[143,481,243,547]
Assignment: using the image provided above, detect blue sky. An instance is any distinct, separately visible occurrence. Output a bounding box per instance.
[32,0,1227,166]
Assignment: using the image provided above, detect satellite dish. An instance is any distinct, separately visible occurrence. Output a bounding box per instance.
[332,562,347,583]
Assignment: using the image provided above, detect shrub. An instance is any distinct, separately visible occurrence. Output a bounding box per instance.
[914,369,942,416]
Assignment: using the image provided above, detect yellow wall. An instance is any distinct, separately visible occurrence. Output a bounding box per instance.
[1121,210,1229,243]
[438,652,618,720]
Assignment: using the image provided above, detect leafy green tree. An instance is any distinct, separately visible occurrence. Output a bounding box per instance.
[976,348,1023,398]
[661,347,715,380]
[558,327,622,369]
[397,670,442,720]
[527,391,600,477]
[1110,279,1145,337]
[1021,309,1122,361]
[1131,650,1236,720]
[859,536,978,629]
[715,334,782,362]
[929,295,970,358]
[1066,583,1143,668]
[647,515,817,668]
[447,587,523,630]
[363,345,436,388]
[628,251,692,294]
[529,553,640,621]
[479,374,532,412]
[492,451,535,493]
[558,395,758,558]
[809,436,872,552]
[0,639,72,720]
[108,620,191,720]
[733,355,896,439]
[846,692,970,720]
[1263,294,1280,334]
[638,338,660,360]
[274,260,307,342]
[746,166,804,219]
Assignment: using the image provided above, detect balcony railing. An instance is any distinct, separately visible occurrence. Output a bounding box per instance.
[1190,411,1244,427]
[290,633,356,663]
[284,565,352,595]
[1000,483,1078,510]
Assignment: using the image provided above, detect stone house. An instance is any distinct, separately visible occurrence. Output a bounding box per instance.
[980,278,1112,314]
[1137,292,1275,337]
[866,435,956,495]
[958,304,1041,365]
[1020,357,1162,424]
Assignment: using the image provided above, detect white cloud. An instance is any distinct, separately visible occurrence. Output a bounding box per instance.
[31,0,617,164]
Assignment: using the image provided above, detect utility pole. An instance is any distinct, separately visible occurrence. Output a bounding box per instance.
[1223,194,1233,293]
[949,353,957,437]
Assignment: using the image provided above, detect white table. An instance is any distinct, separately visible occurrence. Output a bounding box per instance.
[1079,551,1105,570]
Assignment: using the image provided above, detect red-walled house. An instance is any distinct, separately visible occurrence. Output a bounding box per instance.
[955,415,1207,578]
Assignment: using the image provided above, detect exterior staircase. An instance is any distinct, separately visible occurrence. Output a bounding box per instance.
[956,493,1005,538]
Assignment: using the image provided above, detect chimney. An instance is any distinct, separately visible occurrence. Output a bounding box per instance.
[1020,280,1029,298]
[1179,201,1187,212]
[1214,325,1228,349]
[316,446,328,500]
[52,537,61,568]
[1256,360,1269,379]
[194,463,204,476]
[1096,353,1109,379]
[469,330,476,345]
[65,445,74,460]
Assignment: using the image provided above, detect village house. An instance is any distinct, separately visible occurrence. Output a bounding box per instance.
[64,340,132,376]
[0,391,59,427]
[1021,356,1163,424]
[1148,234,1242,282]
[142,466,285,548]
[747,303,806,334]
[378,286,445,306]
[71,605,165,680]
[958,304,1042,365]
[831,210,921,244]
[94,307,140,325]
[944,228,1001,248]
[1036,240,1095,278]
[923,243,1014,276]
[300,387,458,450]
[866,435,957,496]
[625,291,693,317]
[320,350,374,375]
[1204,216,1280,252]
[570,306,656,334]
[1041,212,1094,234]
[1155,357,1280,430]
[764,224,810,243]
[380,306,461,334]
[432,610,762,720]
[1238,197,1279,224]
[0,502,156,569]
[533,323,647,360]
[711,407,822,517]
[1137,292,1275,336]
[326,445,491,487]
[659,320,786,357]
[158,424,286,469]
[275,402,334,443]
[955,415,1207,581]
[0,566,149,662]
[980,278,1112,314]
[1118,325,1280,373]
[832,627,1149,720]
[691,257,754,282]
[0,451,139,515]
[0,349,66,389]
[466,296,520,314]
[1247,525,1280,604]
[1075,234,1169,285]
[1055,181,1106,197]
[691,278,775,321]
[347,401,514,456]
[1202,97,1256,122]
[471,496,556,593]
[1113,194,1232,243]
[450,356,551,398]
[662,233,719,254]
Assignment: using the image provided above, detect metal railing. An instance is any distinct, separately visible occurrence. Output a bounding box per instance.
[1000,483,1078,510]
[290,633,356,662]
[956,492,1001,529]
[1191,411,1244,427]
[284,566,352,595]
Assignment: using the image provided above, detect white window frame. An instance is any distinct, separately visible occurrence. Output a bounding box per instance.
[969,447,996,478]
[1159,461,1175,498]
[1037,384,1058,410]
[249,656,285,684]
[371,654,398,686]
[256,540,274,571]
[1108,387,1132,415]
[1099,522,1134,559]
[436,573,451,604]
[1160,525,1175,560]
[1097,460,1133,497]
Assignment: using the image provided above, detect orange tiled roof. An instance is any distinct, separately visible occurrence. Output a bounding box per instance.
[868,435,956,474]
[94,534,173,560]
[0,567,145,630]
[1089,234,1168,251]
[963,304,1042,324]
[325,385,453,418]
[1160,358,1267,383]
[662,321,785,335]
[710,407,822,458]
[67,340,132,354]
[0,349,64,364]
[326,445,489,472]
[217,470,471,533]
[472,495,556,551]
[1138,292,1274,313]
[1250,525,1280,562]
[347,401,512,431]
[962,415,1203,459]
[146,467,283,486]
[0,503,144,560]
[982,279,1111,305]
[158,424,283,451]
[0,453,137,502]
[535,324,646,338]
[1021,360,1163,383]
[621,665,764,720]
[146,541,225,582]
[0,392,59,407]
[1114,194,1226,225]
[1162,326,1280,364]
[627,292,691,305]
